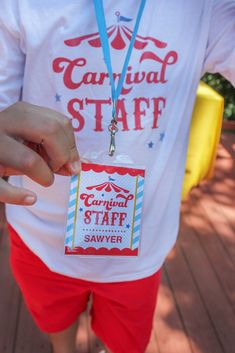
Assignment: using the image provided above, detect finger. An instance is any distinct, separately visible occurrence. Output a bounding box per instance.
[55,167,71,176]
[0,165,22,176]
[0,178,37,205]
[58,118,81,174]
[3,103,80,173]
[56,157,91,176]
[0,134,54,186]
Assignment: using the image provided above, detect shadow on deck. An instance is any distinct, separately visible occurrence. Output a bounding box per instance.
[0,132,234,353]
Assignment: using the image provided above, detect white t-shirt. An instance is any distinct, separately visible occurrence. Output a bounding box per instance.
[1,0,235,282]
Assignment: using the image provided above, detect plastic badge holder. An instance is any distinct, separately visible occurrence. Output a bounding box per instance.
[64,153,145,257]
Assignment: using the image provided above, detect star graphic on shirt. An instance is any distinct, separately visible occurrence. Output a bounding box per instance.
[55,93,61,102]
[79,207,83,212]
[148,141,154,149]
[160,132,165,142]
[126,224,130,229]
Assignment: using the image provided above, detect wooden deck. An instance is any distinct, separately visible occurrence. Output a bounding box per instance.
[0,132,235,353]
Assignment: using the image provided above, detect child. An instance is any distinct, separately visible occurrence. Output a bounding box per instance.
[1,0,234,352]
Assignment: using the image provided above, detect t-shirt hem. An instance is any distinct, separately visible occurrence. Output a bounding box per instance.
[46,262,164,283]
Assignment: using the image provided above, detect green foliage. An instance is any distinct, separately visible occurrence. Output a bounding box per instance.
[202,73,235,120]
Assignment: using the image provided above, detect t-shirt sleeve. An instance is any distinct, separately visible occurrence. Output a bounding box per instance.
[0,0,25,111]
[202,0,235,86]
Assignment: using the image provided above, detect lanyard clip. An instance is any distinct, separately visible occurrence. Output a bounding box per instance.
[108,100,118,156]
[108,119,118,156]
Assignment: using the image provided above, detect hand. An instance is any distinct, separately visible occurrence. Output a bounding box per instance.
[0,102,80,205]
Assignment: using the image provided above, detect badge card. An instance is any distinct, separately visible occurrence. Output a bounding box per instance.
[65,163,145,256]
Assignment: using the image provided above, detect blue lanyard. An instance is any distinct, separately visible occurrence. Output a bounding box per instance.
[93,0,146,156]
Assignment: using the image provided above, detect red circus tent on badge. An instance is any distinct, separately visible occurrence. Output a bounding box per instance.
[86,177,130,193]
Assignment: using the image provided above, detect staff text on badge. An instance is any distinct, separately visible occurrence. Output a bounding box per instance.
[65,163,145,256]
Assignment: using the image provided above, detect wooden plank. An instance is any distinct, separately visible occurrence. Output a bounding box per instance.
[0,203,6,247]
[202,179,235,200]
[221,134,235,159]
[205,195,235,247]
[165,238,224,353]
[13,300,51,353]
[0,203,5,225]
[0,225,21,353]
[212,149,235,181]
[179,214,235,353]
[199,178,235,234]
[186,193,235,310]
[153,269,193,353]
[193,135,235,268]
[0,206,51,353]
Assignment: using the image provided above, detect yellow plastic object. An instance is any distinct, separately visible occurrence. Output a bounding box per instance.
[182,81,224,200]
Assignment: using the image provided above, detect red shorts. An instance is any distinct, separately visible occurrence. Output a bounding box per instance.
[9,225,161,353]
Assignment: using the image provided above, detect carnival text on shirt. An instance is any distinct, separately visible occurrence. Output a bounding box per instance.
[53,50,178,132]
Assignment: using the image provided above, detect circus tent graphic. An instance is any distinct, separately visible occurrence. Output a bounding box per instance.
[86,179,130,193]
[64,11,167,51]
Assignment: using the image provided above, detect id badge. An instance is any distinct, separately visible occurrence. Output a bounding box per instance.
[65,162,145,257]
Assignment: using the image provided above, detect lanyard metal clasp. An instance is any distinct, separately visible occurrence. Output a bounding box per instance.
[108,119,118,156]
[108,100,118,156]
